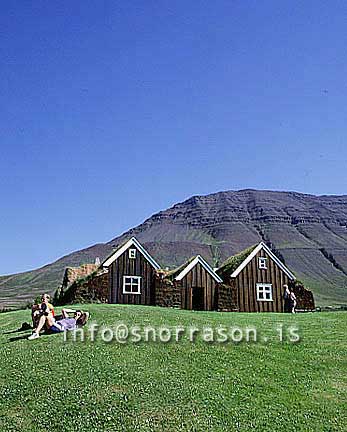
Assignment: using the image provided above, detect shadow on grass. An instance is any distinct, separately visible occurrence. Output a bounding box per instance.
[9,333,32,342]
[0,322,33,342]
[3,322,32,335]
[8,329,61,342]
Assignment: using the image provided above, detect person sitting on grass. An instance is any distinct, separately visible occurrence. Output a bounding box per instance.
[31,293,55,328]
[28,307,89,340]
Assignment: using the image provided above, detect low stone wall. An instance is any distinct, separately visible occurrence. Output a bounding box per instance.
[293,282,315,311]
[57,268,109,305]
[154,277,238,311]
[62,264,99,288]
[217,283,238,312]
[154,276,181,308]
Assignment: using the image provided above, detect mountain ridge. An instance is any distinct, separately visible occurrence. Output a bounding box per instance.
[1,189,347,309]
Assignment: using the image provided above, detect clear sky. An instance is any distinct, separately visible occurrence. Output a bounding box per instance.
[1,1,347,275]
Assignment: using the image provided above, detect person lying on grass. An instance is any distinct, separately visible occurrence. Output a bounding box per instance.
[31,293,55,328]
[28,308,89,340]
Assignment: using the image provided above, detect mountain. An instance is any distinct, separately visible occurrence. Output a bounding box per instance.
[1,189,347,309]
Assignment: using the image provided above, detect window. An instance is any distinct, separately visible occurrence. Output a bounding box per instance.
[256,283,273,301]
[258,257,267,269]
[129,249,137,259]
[123,276,141,294]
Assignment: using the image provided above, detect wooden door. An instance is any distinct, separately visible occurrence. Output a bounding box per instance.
[192,287,205,310]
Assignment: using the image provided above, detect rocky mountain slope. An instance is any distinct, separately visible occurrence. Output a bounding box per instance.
[1,189,347,308]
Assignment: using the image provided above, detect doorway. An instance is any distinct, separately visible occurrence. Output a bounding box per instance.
[192,287,205,310]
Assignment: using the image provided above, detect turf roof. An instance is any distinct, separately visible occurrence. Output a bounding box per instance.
[217,244,258,279]
[161,256,197,280]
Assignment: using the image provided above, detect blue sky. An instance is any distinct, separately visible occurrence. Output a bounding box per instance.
[1,1,347,274]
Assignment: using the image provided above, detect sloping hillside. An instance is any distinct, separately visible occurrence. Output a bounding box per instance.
[1,189,347,308]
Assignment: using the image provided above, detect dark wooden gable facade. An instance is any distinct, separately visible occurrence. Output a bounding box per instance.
[173,255,223,311]
[102,237,160,306]
[218,243,296,313]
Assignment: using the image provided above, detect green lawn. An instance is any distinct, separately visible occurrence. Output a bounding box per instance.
[0,305,346,431]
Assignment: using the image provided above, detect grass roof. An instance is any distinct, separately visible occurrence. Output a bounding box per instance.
[217,244,258,279]
[159,256,197,280]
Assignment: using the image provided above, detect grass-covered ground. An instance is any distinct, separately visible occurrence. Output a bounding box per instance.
[0,305,346,431]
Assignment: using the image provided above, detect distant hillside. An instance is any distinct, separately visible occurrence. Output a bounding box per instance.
[1,189,347,308]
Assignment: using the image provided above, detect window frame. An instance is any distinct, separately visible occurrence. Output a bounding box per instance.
[123,276,141,294]
[129,249,137,259]
[256,283,273,302]
[258,257,268,269]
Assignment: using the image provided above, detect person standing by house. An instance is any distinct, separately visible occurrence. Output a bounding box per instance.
[283,285,291,313]
[289,288,297,313]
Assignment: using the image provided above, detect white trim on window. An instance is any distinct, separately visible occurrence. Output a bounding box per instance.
[256,283,273,301]
[123,276,141,294]
[258,257,267,269]
[129,249,137,259]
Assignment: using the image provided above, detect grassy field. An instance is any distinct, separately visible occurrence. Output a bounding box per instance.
[0,305,346,431]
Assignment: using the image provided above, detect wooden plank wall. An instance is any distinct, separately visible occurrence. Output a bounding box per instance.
[235,249,289,312]
[109,246,156,305]
[180,262,218,310]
